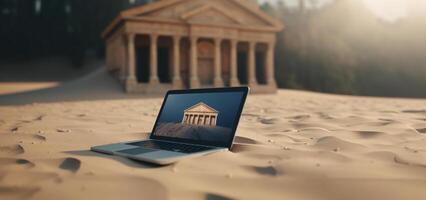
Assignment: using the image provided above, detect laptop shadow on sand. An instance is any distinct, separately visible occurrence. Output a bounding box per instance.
[64,150,166,169]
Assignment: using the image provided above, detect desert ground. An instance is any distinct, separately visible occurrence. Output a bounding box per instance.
[1,66,426,200]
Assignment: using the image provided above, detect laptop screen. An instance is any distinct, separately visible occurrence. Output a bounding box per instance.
[151,88,248,148]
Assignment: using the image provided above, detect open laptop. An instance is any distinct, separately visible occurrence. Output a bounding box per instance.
[91,87,249,165]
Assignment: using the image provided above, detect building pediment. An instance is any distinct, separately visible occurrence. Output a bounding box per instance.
[180,4,243,26]
[103,0,284,38]
[185,102,218,113]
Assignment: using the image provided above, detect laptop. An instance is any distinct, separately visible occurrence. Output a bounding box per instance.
[91,87,249,165]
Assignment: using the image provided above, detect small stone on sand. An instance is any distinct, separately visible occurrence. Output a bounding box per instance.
[35,115,44,121]
[57,128,71,133]
[85,171,95,176]
[55,177,63,184]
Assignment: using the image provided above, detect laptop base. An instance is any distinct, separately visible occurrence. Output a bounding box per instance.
[91,139,226,165]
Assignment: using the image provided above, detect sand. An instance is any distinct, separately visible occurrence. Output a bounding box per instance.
[1,69,426,200]
[0,82,59,96]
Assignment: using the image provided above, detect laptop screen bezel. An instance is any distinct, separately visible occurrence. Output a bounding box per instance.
[149,87,249,149]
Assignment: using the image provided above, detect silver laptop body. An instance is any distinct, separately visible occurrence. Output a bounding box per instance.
[91,87,249,165]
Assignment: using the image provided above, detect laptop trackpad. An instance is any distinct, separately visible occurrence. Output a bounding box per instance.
[116,148,186,160]
[117,147,157,155]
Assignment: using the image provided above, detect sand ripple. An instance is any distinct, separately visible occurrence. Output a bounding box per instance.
[0,144,24,155]
[416,128,426,134]
[58,157,81,173]
[205,193,233,200]
[248,166,279,176]
[0,158,35,168]
[314,136,365,151]
[0,186,40,200]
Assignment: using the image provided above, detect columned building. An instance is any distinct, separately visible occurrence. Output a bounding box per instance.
[103,0,284,93]
[182,102,218,126]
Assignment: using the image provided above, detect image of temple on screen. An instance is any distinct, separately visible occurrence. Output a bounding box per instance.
[152,92,243,143]
[182,102,218,126]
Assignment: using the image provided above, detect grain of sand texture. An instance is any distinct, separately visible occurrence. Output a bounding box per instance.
[1,69,426,200]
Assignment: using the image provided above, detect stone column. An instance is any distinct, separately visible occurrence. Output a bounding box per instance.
[190,37,200,88]
[173,36,183,89]
[126,33,137,91]
[266,42,277,88]
[149,34,159,84]
[206,116,210,125]
[182,114,187,123]
[248,41,257,86]
[194,115,198,125]
[230,39,239,87]
[214,38,224,87]
[120,35,127,82]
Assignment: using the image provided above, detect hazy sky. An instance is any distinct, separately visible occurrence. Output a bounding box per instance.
[258,0,331,8]
[258,0,425,22]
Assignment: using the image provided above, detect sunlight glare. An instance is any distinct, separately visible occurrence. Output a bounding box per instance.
[362,0,407,21]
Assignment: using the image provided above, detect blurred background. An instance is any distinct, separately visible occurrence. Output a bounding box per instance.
[0,0,425,97]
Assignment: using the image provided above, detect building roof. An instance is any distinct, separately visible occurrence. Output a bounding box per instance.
[102,0,284,39]
[184,102,218,113]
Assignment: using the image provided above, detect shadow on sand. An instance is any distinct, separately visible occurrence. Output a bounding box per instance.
[64,150,167,169]
[0,68,163,105]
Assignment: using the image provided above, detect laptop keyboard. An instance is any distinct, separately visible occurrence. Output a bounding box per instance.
[127,140,214,153]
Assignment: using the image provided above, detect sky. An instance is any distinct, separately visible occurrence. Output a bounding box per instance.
[362,0,407,21]
[258,0,332,8]
[258,0,420,22]
[156,92,245,128]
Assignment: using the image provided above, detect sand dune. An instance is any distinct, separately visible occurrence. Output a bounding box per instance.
[1,69,426,199]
